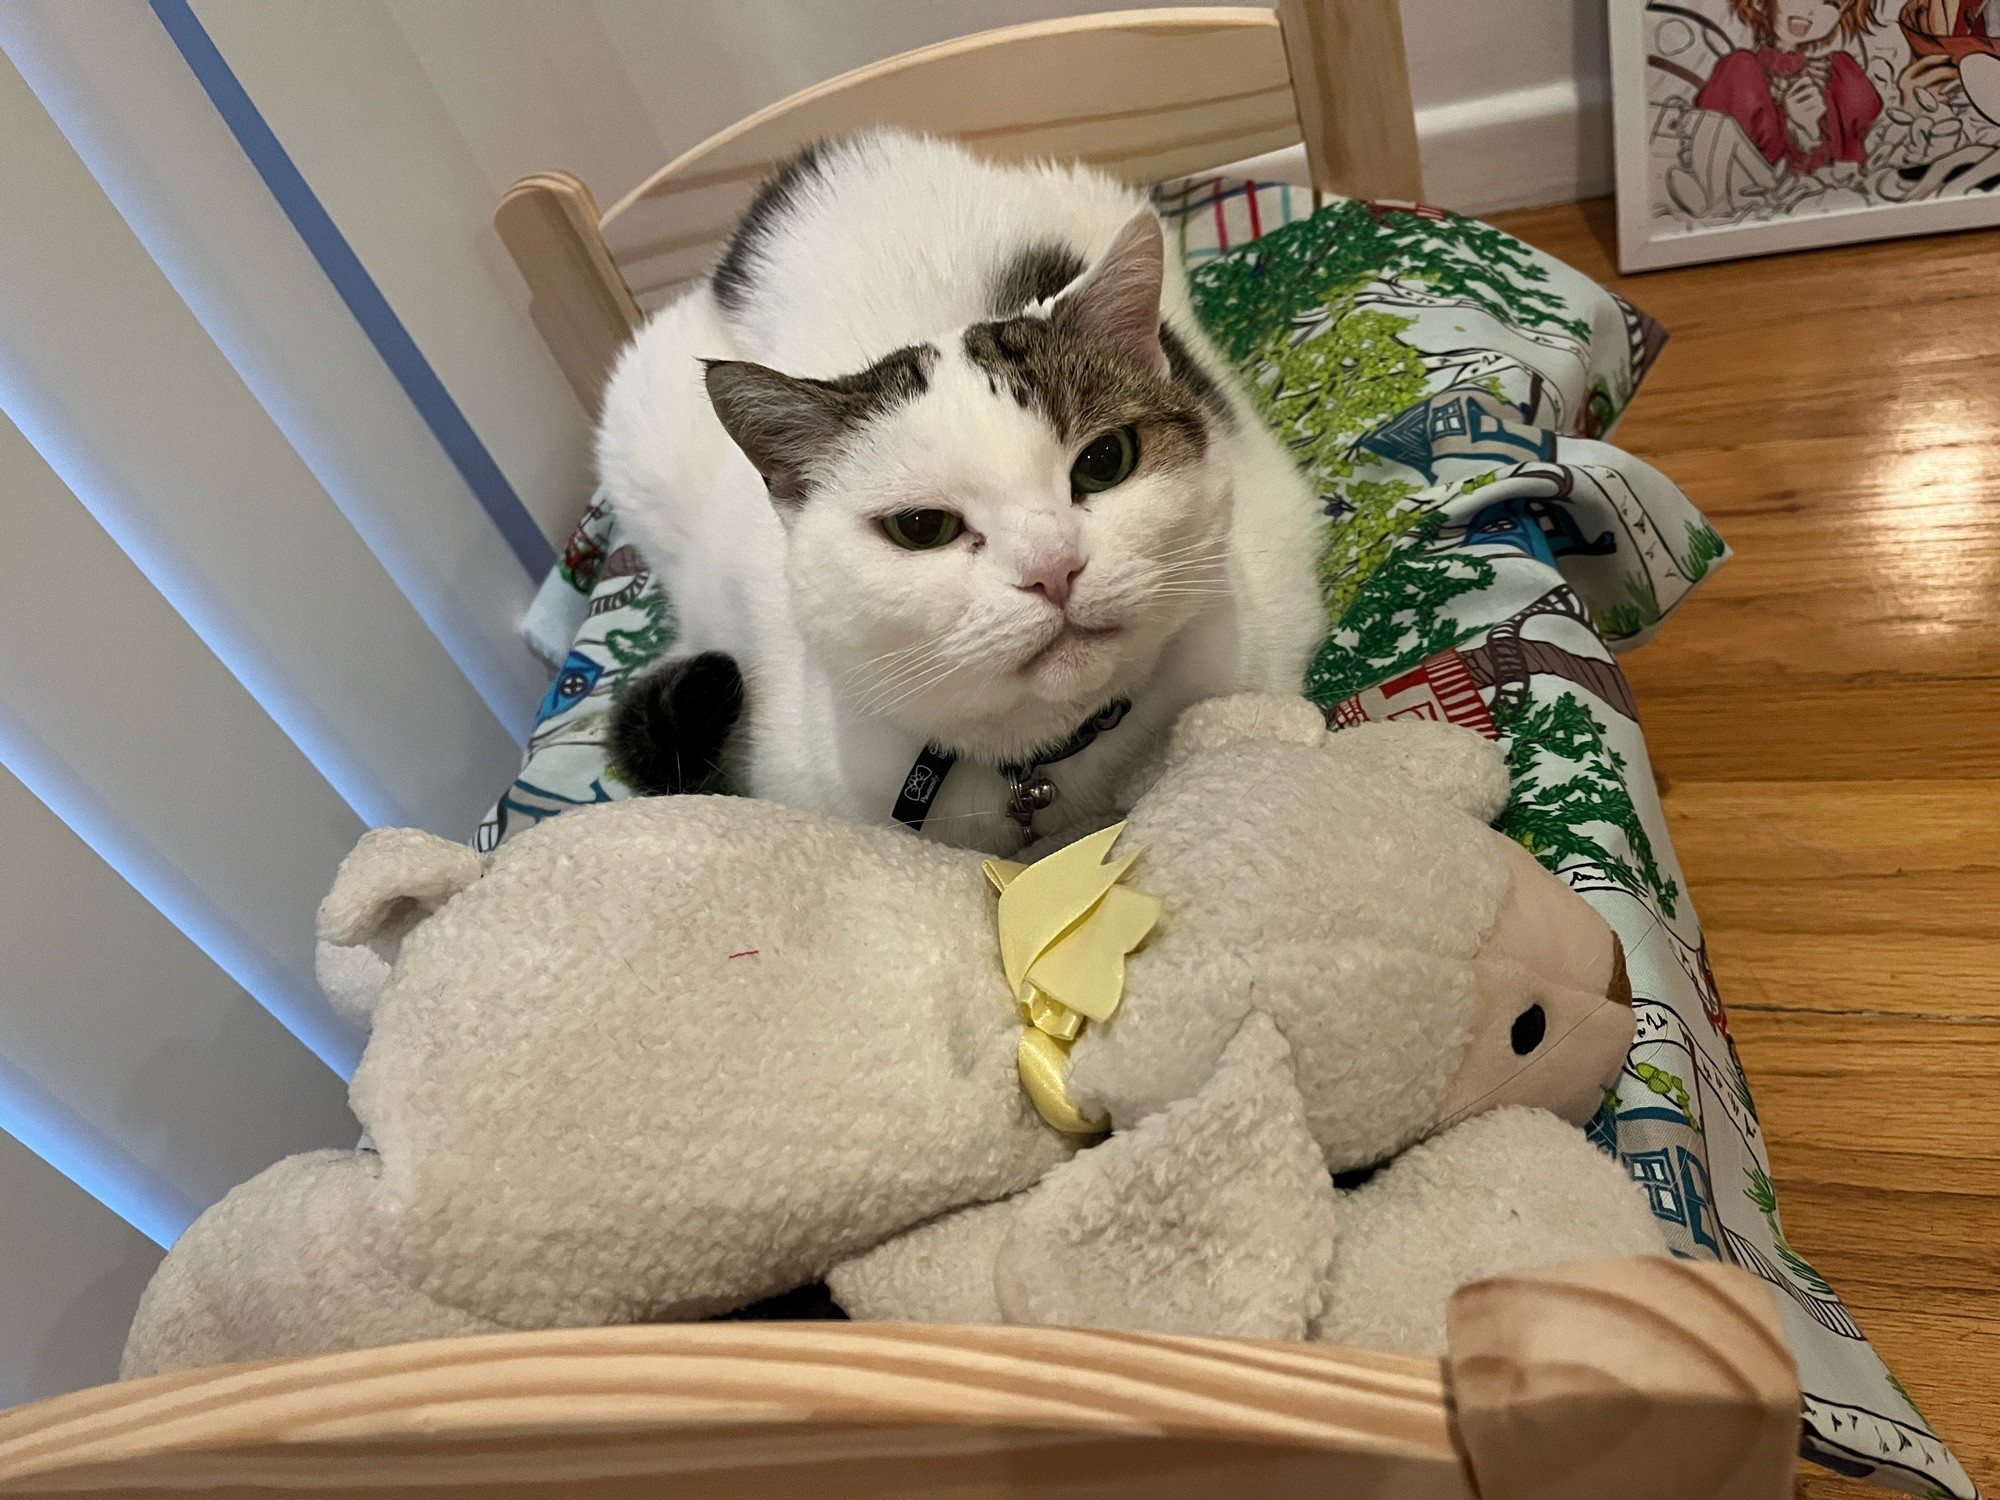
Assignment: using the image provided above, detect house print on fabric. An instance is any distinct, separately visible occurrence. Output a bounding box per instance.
[1646,0,2000,231]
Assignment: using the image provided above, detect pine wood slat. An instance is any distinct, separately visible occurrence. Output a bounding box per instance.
[0,1323,1470,1499]
[597,8,1303,308]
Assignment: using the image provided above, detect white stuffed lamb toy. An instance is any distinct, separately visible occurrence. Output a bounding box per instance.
[122,695,1663,1379]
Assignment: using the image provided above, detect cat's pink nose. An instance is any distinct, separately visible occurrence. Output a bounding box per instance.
[1019,559,1084,610]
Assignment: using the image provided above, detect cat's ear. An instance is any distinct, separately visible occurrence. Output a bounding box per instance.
[1051,209,1169,379]
[703,359,851,507]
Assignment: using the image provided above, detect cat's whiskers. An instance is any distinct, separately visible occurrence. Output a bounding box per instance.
[840,631,949,691]
[854,652,954,717]
[852,623,991,716]
[863,654,975,718]
[842,617,985,709]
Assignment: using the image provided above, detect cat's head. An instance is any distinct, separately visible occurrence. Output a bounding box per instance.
[704,210,1234,763]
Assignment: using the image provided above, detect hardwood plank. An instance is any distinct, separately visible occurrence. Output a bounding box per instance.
[1497,208,2000,793]
[1707,932,2000,1021]
[1630,474,2000,682]
[1634,681,2000,783]
[1728,1011,2000,1193]
[1489,201,2000,1499]
[1666,780,2000,886]
[1664,780,2000,941]
[1490,198,2000,335]
[1729,1010,2000,1494]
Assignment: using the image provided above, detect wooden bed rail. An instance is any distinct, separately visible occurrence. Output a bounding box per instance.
[0,1258,1797,1498]
[495,1,1424,414]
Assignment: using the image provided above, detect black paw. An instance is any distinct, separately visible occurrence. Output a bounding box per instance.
[607,651,743,795]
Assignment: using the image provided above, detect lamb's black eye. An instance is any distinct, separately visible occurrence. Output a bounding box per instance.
[881,509,963,550]
[1070,426,1138,494]
[1510,1003,1547,1055]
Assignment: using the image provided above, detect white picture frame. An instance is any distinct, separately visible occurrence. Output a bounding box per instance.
[1610,0,2000,271]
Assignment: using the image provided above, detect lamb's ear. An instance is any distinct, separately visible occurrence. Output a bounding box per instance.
[1050,208,1169,378]
[703,359,853,507]
[826,1199,1019,1324]
[992,1013,1337,1339]
[1161,694,1330,769]
[315,829,484,1030]
[316,828,485,949]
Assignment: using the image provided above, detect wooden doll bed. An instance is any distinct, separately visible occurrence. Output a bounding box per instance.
[0,8,1805,1497]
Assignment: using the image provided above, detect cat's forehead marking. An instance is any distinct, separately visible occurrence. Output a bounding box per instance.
[960,311,1210,466]
[988,242,1087,319]
[821,342,936,414]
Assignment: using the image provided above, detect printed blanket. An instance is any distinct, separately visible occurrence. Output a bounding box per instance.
[481,182,1971,1499]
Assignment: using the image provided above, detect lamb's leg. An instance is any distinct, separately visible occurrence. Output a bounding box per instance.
[121,1149,504,1379]
[993,1012,1338,1340]
[1312,1107,1667,1357]
[825,1200,1018,1324]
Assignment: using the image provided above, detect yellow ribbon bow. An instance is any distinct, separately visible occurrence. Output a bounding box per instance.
[983,822,1162,1135]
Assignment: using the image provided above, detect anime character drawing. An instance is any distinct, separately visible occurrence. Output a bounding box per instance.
[1695,0,1891,173]
[1646,0,2000,230]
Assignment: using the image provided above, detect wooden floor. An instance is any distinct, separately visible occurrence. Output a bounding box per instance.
[1490,201,2000,1500]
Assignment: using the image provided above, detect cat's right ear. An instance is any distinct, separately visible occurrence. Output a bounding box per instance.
[703,359,850,508]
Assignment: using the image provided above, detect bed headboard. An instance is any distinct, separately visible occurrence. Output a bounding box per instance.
[494,1,1422,411]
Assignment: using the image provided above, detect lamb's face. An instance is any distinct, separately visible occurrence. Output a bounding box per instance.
[1065,706,1632,1173]
[1430,834,1634,1136]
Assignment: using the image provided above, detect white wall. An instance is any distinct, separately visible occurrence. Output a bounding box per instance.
[1402,0,1612,212]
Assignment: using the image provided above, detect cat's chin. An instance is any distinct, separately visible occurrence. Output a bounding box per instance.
[1018,622,1121,680]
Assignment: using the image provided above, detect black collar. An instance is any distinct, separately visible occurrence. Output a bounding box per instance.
[892,699,1130,834]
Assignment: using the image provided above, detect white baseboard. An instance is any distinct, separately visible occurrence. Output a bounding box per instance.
[1215,74,1613,217]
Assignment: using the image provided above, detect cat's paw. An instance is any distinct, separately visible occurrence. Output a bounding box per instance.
[606,651,744,795]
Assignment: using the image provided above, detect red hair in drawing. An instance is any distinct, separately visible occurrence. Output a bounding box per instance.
[1727,0,1881,46]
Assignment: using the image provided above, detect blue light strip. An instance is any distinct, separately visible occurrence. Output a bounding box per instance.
[148,0,555,581]
[0,1052,197,1247]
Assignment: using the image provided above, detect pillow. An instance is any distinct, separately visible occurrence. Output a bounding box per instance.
[484,185,1971,1499]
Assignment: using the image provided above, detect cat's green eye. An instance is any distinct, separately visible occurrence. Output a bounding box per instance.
[1070,426,1139,494]
[881,508,964,550]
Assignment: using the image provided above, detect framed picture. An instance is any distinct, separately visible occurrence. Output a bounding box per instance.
[1611,0,2000,270]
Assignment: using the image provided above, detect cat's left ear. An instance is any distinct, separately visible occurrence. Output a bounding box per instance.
[1051,209,1170,379]
[704,359,853,508]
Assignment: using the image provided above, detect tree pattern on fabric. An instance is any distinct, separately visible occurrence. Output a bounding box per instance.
[1745,1165,1837,1298]
[1235,300,1434,616]
[1244,303,1430,482]
[1491,689,1680,919]
[1188,199,1592,365]
[1302,514,1495,706]
[1317,477,1426,618]
[603,588,675,704]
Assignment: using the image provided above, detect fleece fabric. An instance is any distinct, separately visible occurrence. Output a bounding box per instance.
[124,699,1649,1377]
[993,1013,1337,1339]
[1313,1106,1668,1355]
